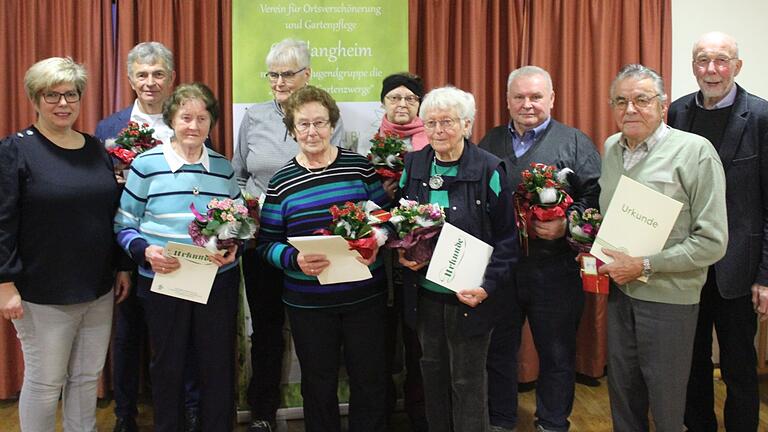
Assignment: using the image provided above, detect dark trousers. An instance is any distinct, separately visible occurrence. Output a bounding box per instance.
[684,268,759,432]
[243,249,285,423]
[487,253,584,431]
[140,268,239,432]
[112,282,199,418]
[287,296,388,432]
[418,295,492,432]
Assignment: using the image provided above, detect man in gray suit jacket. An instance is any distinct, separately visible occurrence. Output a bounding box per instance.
[667,31,768,432]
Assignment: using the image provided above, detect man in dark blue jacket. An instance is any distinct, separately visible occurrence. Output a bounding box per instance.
[668,31,768,432]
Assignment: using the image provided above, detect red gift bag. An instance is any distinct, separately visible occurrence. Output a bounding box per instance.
[578,253,610,295]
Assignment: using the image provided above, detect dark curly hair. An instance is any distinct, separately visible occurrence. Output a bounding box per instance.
[282,85,340,135]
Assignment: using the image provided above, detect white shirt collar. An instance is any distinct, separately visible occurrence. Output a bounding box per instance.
[162,142,211,173]
[130,100,175,145]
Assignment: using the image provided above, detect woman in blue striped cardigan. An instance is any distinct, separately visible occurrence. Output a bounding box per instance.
[114,83,240,432]
[256,85,390,432]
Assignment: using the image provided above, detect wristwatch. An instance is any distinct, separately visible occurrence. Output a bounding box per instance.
[642,257,653,278]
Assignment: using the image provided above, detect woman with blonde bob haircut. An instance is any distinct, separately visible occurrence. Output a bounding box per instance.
[0,57,131,431]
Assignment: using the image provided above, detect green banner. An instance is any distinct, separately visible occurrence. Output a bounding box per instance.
[232,0,408,102]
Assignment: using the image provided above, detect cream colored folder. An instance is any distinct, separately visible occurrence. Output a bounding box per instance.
[150,242,219,304]
[426,223,494,292]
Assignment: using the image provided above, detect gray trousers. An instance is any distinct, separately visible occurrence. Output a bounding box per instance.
[417,295,491,432]
[607,287,698,432]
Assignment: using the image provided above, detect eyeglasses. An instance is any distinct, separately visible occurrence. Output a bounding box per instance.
[424,118,459,130]
[694,56,736,69]
[385,94,420,105]
[41,90,80,104]
[295,119,330,133]
[266,67,307,81]
[611,94,660,110]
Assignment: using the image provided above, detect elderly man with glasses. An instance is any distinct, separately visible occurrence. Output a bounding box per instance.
[667,31,768,432]
[598,64,728,431]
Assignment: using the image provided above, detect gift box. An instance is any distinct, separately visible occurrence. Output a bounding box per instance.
[578,253,610,295]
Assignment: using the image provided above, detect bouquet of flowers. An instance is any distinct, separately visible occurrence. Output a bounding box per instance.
[189,197,259,252]
[516,163,574,249]
[386,199,446,263]
[566,208,609,294]
[316,201,388,260]
[566,208,603,253]
[105,121,160,165]
[368,131,406,180]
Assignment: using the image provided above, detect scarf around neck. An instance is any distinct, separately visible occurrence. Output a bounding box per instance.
[379,116,429,151]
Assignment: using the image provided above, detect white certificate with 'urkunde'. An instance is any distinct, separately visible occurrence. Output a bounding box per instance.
[288,235,372,285]
[590,175,683,268]
[150,242,219,304]
[426,223,494,292]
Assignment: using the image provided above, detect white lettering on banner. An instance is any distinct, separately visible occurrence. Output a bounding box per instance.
[307,40,373,63]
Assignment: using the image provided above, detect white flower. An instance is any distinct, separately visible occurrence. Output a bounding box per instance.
[538,187,558,204]
[385,154,399,168]
[556,167,573,184]
[570,225,585,238]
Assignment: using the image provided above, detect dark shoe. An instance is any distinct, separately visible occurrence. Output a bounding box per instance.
[247,419,274,432]
[575,372,601,387]
[113,416,138,432]
[184,408,201,432]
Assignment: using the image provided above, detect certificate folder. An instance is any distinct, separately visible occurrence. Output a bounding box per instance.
[590,175,683,278]
[150,242,219,304]
[426,223,494,292]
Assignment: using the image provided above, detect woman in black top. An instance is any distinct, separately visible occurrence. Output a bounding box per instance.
[0,57,130,432]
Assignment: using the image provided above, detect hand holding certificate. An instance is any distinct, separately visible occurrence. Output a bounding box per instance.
[288,236,373,285]
[150,242,222,304]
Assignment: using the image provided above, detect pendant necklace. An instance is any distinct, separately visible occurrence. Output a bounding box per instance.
[429,157,452,190]
[300,147,334,174]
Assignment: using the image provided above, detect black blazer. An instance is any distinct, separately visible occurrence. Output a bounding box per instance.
[668,85,768,298]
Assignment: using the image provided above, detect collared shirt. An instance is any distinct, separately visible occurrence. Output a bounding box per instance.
[695,84,737,110]
[130,99,174,145]
[162,141,210,173]
[619,123,670,170]
[509,117,551,158]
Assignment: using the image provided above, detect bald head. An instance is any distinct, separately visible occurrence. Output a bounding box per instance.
[693,31,739,59]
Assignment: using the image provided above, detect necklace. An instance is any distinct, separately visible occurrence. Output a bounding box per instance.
[299,147,335,174]
[429,157,453,190]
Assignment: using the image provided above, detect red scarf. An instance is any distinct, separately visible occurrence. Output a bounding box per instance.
[379,116,429,151]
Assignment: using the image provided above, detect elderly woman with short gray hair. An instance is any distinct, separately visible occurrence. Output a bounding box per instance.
[397,86,519,431]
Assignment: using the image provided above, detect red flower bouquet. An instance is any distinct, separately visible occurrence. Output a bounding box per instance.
[316,201,386,260]
[516,163,574,250]
[189,197,259,252]
[368,132,406,181]
[105,121,160,165]
[385,199,446,263]
[566,208,609,294]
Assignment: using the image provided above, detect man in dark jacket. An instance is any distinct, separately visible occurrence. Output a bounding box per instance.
[479,65,601,432]
[668,31,768,432]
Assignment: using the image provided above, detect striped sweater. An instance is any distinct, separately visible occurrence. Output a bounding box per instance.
[114,145,242,280]
[257,148,389,308]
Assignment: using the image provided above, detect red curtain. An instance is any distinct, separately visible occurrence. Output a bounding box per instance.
[409,0,672,380]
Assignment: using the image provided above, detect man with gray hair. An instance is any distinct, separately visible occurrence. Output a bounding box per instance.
[96,41,200,432]
[668,31,768,432]
[479,65,600,432]
[598,64,728,431]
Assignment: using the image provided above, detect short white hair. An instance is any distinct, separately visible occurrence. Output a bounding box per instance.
[266,39,310,69]
[507,65,553,93]
[419,86,476,137]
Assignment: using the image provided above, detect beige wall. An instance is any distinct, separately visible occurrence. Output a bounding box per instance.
[671,0,768,101]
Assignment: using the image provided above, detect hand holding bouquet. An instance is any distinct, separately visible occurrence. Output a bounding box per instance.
[105,121,160,165]
[516,163,574,247]
[316,201,387,260]
[566,208,609,294]
[386,199,445,263]
[189,197,259,253]
[368,132,406,180]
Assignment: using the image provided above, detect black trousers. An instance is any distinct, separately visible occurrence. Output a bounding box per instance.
[140,268,239,432]
[287,295,388,432]
[684,268,759,432]
[243,249,286,422]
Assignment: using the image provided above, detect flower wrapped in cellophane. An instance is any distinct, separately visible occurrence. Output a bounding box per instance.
[386,198,446,263]
[367,131,406,181]
[105,121,160,165]
[515,163,574,252]
[566,208,609,294]
[315,201,388,260]
[188,197,259,252]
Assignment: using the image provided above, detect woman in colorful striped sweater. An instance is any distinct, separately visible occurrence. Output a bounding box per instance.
[114,83,241,432]
[256,85,390,432]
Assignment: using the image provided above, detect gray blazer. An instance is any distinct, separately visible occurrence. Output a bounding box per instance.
[668,84,768,298]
